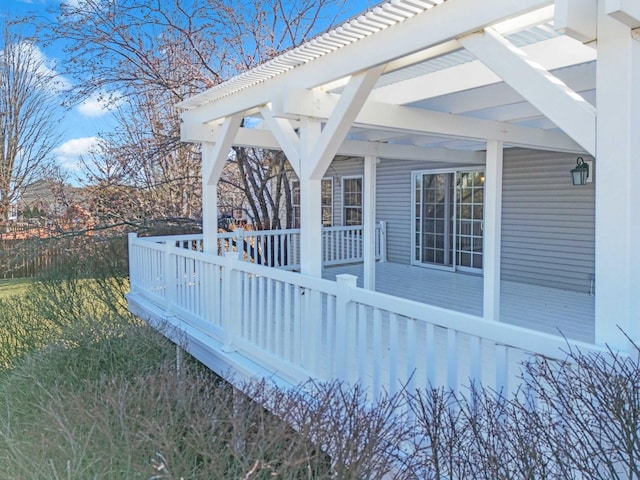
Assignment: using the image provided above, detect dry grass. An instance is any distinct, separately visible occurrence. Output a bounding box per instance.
[2,236,638,479]
[0,278,31,299]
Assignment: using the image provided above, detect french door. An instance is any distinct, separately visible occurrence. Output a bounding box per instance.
[412,169,484,273]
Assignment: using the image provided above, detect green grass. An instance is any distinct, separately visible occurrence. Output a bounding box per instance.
[0,249,338,479]
[0,278,32,299]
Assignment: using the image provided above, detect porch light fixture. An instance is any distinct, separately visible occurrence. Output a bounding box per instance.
[570,157,589,186]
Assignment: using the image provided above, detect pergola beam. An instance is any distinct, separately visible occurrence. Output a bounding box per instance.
[555,0,597,42]
[184,125,485,163]
[606,0,640,28]
[281,88,585,153]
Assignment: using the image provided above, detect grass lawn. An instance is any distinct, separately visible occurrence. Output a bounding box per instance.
[0,278,32,299]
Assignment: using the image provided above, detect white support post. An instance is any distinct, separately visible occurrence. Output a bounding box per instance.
[299,118,324,277]
[165,242,176,313]
[483,140,503,322]
[221,253,238,352]
[128,232,138,293]
[335,274,357,382]
[363,156,377,290]
[594,6,640,349]
[201,114,242,255]
[201,152,218,255]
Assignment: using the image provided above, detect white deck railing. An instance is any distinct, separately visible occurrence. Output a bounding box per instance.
[145,223,386,269]
[128,233,604,398]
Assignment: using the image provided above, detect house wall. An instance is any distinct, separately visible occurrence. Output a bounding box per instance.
[501,149,595,293]
[329,150,595,293]
[376,159,415,265]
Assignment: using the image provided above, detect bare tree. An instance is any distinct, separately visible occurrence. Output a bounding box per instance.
[40,0,350,231]
[0,24,61,223]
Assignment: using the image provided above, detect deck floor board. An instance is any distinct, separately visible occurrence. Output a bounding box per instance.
[323,262,594,343]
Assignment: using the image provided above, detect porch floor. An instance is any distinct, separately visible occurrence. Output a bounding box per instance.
[323,262,595,343]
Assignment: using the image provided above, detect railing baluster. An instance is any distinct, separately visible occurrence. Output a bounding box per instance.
[357,304,367,385]
[165,243,175,313]
[425,323,435,388]
[495,344,508,397]
[372,308,382,401]
[406,318,416,393]
[447,329,458,394]
[389,313,398,396]
[284,282,292,362]
[470,336,481,386]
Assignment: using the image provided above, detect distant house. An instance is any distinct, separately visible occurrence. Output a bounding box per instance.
[127,0,638,402]
[1,180,92,240]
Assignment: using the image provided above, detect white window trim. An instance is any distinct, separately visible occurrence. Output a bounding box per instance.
[342,175,363,226]
[411,167,484,273]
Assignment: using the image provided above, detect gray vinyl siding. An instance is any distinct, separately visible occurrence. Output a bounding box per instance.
[375,159,466,264]
[501,149,595,293]
[375,160,414,264]
[330,150,595,294]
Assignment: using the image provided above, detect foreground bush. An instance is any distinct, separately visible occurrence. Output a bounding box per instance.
[1,236,639,478]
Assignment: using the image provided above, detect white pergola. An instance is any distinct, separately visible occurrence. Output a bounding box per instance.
[179,0,640,351]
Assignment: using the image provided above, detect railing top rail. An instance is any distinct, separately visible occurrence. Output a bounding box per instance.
[138,223,380,243]
[345,283,607,359]
[130,236,170,252]
[322,225,363,232]
[136,233,204,243]
[217,228,301,238]
[164,244,338,296]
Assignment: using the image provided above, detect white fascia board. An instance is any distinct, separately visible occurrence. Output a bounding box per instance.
[605,0,640,28]
[182,0,552,125]
[459,28,596,155]
[281,89,585,153]
[369,35,597,106]
[555,0,598,43]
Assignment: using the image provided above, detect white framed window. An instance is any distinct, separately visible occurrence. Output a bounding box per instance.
[291,178,333,228]
[342,176,363,226]
[292,180,300,228]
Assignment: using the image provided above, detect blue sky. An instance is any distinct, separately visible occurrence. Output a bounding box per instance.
[1,0,375,183]
[2,0,121,180]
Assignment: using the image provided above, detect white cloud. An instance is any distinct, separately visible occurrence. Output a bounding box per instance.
[11,42,73,93]
[77,91,122,118]
[54,137,104,172]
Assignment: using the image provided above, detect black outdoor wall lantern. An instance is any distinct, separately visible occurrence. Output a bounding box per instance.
[570,157,590,185]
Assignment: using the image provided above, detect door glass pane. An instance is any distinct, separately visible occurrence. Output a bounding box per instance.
[455,171,484,271]
[416,173,451,267]
[414,170,484,272]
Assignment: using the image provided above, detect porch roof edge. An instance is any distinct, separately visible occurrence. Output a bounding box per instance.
[177,0,553,116]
